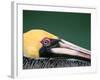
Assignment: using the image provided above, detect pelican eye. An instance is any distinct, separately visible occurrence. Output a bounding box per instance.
[41,38,51,47]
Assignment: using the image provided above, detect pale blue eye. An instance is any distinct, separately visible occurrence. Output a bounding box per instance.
[43,39,50,46]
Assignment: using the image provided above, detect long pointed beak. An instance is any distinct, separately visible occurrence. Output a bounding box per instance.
[51,39,91,60]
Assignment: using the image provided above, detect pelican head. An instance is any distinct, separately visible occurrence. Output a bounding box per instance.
[24,29,91,61]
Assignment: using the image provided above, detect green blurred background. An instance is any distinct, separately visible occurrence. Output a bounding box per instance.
[23,10,91,50]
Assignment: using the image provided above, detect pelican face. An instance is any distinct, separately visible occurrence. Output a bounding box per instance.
[24,29,91,61]
[39,37,60,57]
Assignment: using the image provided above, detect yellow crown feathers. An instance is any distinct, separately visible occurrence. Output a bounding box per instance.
[24,29,58,58]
